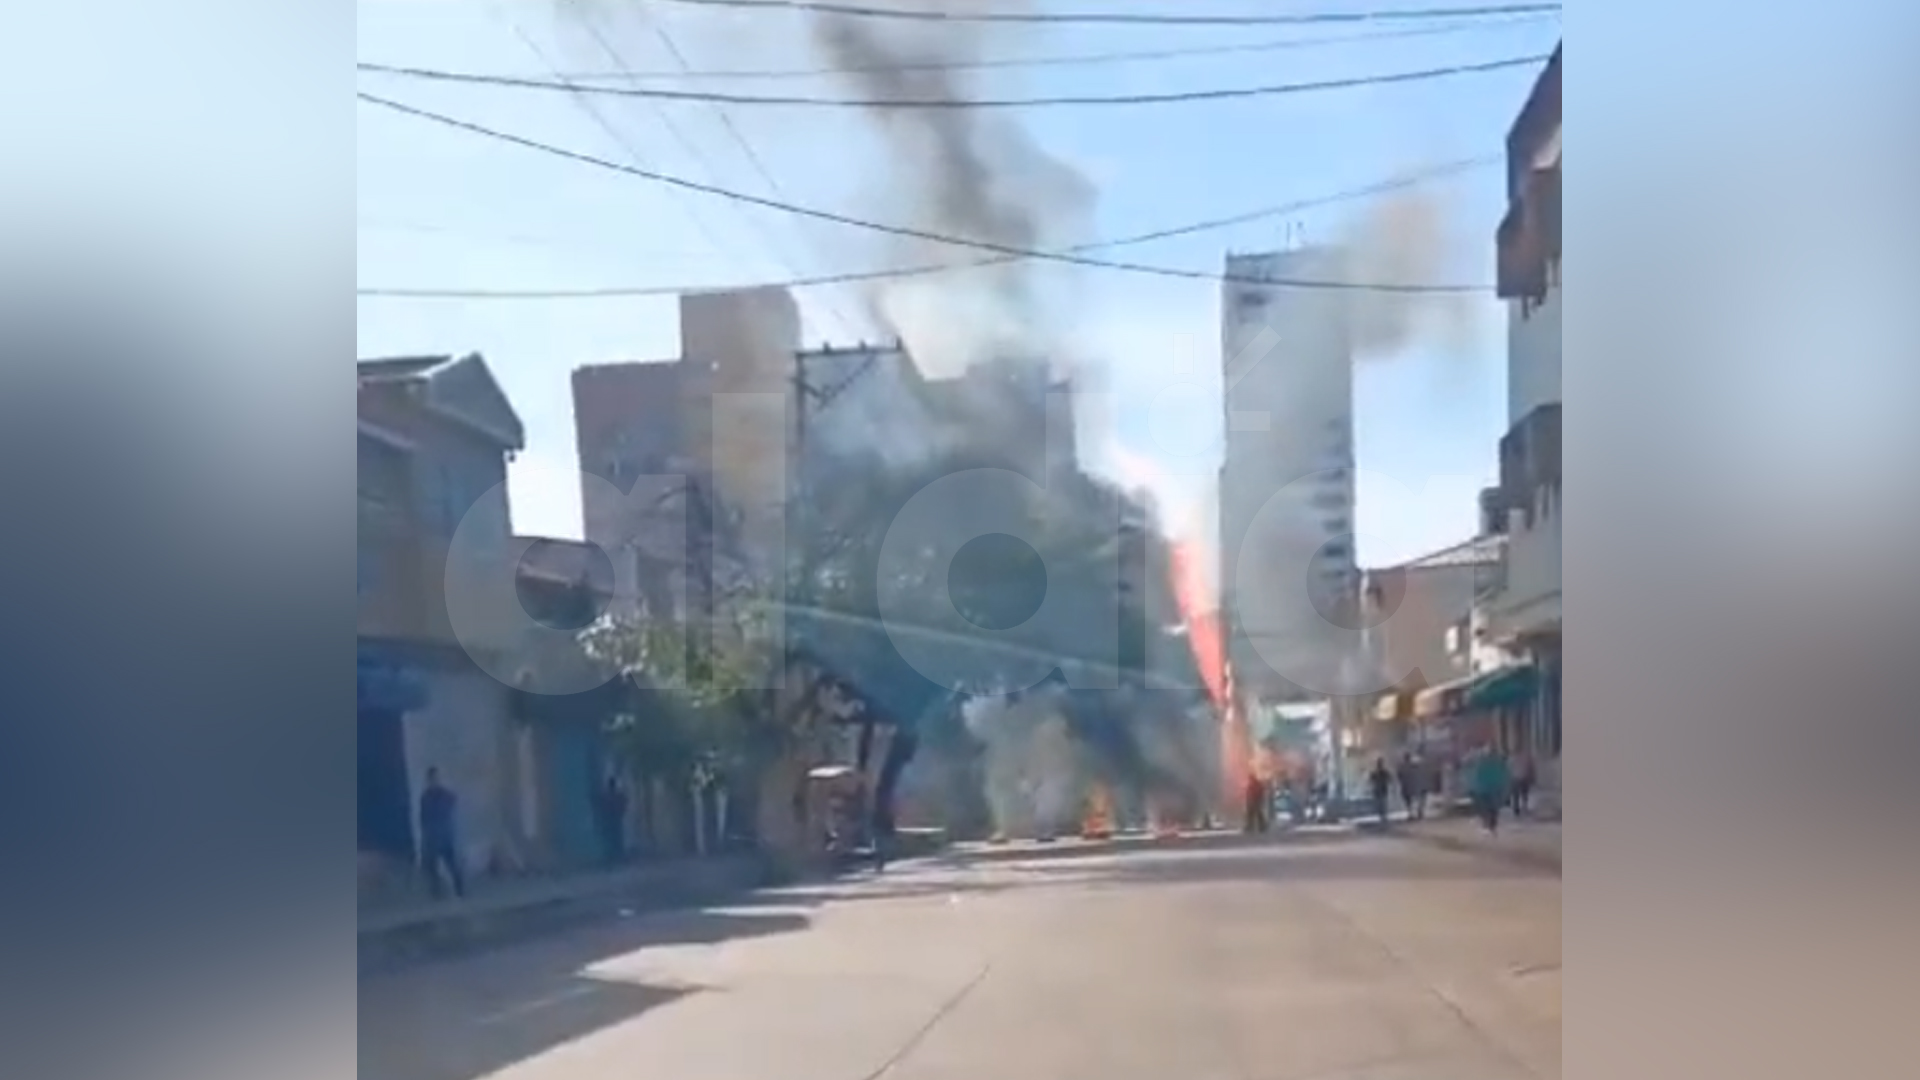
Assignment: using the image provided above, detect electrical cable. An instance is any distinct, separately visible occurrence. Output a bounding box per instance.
[485,4,751,313]
[360,156,1493,299]
[357,91,1500,296]
[645,0,1560,29]
[444,17,1555,82]
[623,2,874,338]
[358,51,1549,108]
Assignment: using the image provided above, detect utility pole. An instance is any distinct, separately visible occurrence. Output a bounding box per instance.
[788,345,884,607]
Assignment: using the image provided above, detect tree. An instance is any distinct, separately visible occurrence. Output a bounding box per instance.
[580,421,1204,854]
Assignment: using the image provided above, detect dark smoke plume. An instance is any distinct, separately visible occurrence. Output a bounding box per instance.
[807,0,1095,379]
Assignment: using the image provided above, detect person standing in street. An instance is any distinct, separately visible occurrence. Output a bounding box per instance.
[1396,751,1427,821]
[594,771,629,867]
[1366,757,1394,825]
[417,767,465,899]
[1469,745,1511,835]
[1242,772,1269,834]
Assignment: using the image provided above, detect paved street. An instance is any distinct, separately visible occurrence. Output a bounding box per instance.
[361,834,1560,1080]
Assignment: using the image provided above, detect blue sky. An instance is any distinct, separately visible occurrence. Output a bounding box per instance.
[356,1,1561,570]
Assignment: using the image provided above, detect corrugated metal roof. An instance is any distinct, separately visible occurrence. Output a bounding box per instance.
[1400,533,1505,571]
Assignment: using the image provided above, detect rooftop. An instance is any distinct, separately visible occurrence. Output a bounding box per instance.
[1397,533,1506,571]
[356,355,460,382]
[357,352,526,451]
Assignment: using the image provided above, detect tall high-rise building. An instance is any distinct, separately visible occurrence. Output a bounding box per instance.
[1217,246,1358,704]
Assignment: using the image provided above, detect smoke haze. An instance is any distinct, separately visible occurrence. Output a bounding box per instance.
[1341,185,1480,361]
[807,0,1096,379]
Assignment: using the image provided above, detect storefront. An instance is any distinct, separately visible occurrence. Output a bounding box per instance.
[1466,664,1540,757]
[357,642,431,862]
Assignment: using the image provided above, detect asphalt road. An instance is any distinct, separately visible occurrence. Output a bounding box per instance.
[360,833,1560,1080]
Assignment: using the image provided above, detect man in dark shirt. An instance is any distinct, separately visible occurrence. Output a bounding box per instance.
[417,767,464,899]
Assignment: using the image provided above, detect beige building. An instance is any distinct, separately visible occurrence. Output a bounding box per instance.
[1360,534,1505,754]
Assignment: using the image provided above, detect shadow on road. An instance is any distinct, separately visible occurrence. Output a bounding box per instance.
[360,906,810,1080]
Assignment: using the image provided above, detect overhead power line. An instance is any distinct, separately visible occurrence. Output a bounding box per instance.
[618,2,874,339]
[358,52,1548,108]
[361,157,1494,299]
[357,91,1498,297]
[475,17,1557,82]
[645,0,1560,29]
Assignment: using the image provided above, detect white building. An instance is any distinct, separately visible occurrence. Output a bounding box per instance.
[1218,246,1358,705]
[1483,45,1562,799]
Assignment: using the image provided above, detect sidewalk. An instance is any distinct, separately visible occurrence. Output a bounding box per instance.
[358,829,951,975]
[1397,812,1561,872]
[358,854,780,975]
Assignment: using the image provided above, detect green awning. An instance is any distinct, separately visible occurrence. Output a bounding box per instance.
[1466,664,1537,711]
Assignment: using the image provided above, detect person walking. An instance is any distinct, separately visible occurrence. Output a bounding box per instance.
[417,767,465,899]
[1366,757,1394,825]
[1469,746,1512,835]
[1511,752,1537,817]
[1397,751,1427,821]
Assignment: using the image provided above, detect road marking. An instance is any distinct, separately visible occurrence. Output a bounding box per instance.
[472,984,600,1027]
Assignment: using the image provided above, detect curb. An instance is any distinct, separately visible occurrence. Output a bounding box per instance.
[357,858,783,976]
[359,832,952,976]
[1398,827,1561,874]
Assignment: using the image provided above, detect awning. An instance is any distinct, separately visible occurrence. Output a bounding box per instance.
[1373,689,1416,723]
[1413,672,1480,720]
[1467,664,1538,711]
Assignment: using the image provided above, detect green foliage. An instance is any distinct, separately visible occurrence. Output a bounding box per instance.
[582,430,1200,776]
[580,579,793,782]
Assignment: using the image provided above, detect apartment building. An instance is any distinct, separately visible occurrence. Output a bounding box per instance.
[1484,44,1563,794]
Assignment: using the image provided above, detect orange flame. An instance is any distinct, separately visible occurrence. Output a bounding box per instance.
[1167,539,1251,813]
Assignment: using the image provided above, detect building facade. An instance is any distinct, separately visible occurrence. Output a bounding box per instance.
[575,289,1083,611]
[1360,535,1506,754]
[1218,246,1359,706]
[357,354,530,896]
[1484,44,1563,809]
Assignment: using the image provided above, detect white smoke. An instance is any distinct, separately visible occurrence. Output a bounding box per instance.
[962,687,1086,839]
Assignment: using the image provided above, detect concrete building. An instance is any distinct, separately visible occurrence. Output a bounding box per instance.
[357,353,529,897]
[574,288,801,590]
[1359,534,1506,754]
[1217,246,1359,706]
[574,289,1081,605]
[1483,45,1563,796]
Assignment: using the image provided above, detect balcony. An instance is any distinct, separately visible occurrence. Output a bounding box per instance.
[1484,494,1560,644]
[1481,404,1561,644]
[1496,162,1560,311]
[1493,403,1560,530]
